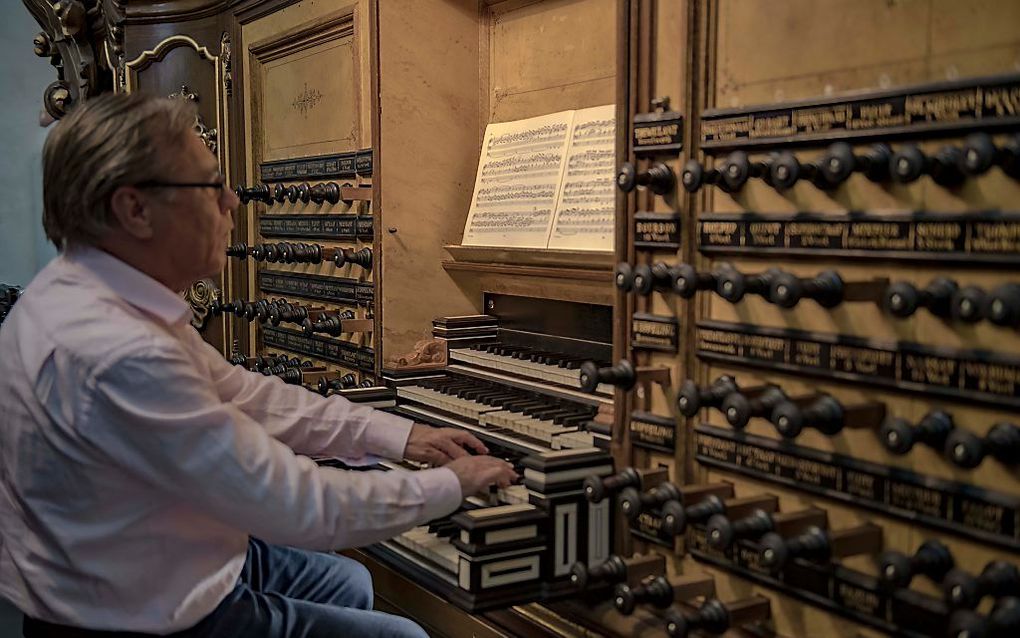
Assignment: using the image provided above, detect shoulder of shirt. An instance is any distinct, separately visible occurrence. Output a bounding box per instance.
[4,258,188,380]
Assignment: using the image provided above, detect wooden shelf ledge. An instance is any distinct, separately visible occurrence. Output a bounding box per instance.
[442,245,614,281]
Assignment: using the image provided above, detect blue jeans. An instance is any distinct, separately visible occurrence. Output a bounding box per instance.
[185,538,429,638]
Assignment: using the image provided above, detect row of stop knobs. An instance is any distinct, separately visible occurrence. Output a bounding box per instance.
[212,298,369,337]
[226,242,373,269]
[578,468,1020,636]
[617,133,1020,195]
[571,552,772,636]
[234,182,370,205]
[616,261,1020,326]
[228,352,371,394]
[580,361,1019,468]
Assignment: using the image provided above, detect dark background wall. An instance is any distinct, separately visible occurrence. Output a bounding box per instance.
[0,3,57,291]
[0,3,51,633]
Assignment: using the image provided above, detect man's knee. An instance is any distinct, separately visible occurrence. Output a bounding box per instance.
[325,553,373,609]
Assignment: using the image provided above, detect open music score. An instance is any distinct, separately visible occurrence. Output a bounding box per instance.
[461,106,616,251]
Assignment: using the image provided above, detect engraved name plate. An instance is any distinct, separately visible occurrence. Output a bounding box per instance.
[698,212,1020,266]
[700,72,1020,150]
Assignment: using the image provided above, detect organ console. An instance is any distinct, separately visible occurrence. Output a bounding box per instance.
[663,596,772,638]
[758,523,883,572]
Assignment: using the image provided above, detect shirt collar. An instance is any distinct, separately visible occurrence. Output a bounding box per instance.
[68,247,193,326]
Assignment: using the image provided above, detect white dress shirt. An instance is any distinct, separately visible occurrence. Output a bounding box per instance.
[0,248,462,633]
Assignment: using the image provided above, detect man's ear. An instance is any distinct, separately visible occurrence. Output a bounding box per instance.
[109,186,156,240]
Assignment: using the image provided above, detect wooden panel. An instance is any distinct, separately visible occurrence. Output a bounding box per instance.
[488,0,617,122]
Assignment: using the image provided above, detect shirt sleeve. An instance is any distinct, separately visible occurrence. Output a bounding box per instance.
[80,340,463,550]
[193,333,412,461]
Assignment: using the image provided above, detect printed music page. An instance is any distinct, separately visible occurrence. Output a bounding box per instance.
[461,111,573,248]
[547,104,616,251]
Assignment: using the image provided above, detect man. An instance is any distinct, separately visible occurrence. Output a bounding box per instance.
[0,92,517,637]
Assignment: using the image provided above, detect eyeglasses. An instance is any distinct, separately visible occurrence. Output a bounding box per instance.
[136,174,227,194]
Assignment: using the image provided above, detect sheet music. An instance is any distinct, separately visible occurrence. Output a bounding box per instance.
[461,111,573,248]
[548,105,616,251]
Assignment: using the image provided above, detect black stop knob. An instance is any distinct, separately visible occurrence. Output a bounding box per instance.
[661,494,725,538]
[672,264,716,299]
[583,467,639,503]
[618,483,682,521]
[945,423,1020,469]
[579,359,636,392]
[817,142,857,186]
[986,284,1020,328]
[664,599,731,637]
[570,555,626,590]
[769,270,844,308]
[716,267,776,303]
[760,526,831,572]
[681,159,721,192]
[719,150,770,192]
[613,575,674,615]
[883,278,958,318]
[225,242,249,259]
[952,285,988,323]
[891,145,926,183]
[285,185,300,204]
[272,183,288,203]
[706,509,774,550]
[769,151,806,191]
[880,410,954,455]
[614,263,636,292]
[676,376,738,417]
[632,262,674,295]
[961,132,998,176]
[771,395,845,438]
[721,386,786,429]
[878,539,954,589]
[944,561,1020,609]
[617,162,675,195]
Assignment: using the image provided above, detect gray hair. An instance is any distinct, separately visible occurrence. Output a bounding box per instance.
[42,92,199,249]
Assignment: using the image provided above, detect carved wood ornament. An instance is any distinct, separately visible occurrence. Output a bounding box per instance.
[22,0,125,119]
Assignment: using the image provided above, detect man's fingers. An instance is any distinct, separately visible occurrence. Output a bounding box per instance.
[449,429,488,454]
[436,437,469,461]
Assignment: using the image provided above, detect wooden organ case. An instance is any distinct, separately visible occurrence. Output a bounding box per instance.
[22,0,1020,636]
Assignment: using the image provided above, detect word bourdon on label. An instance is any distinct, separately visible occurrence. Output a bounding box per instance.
[697,320,1020,409]
[263,326,375,372]
[260,215,374,240]
[698,212,1020,265]
[258,271,374,306]
[631,313,679,353]
[633,212,682,250]
[699,72,1020,150]
[694,425,1020,550]
[687,525,947,638]
[260,148,374,182]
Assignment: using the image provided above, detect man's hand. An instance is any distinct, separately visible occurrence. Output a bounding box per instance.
[445,456,519,496]
[404,423,488,465]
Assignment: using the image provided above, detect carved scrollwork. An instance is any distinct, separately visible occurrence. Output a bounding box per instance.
[183,278,219,331]
[22,0,124,118]
[166,83,218,154]
[221,32,232,97]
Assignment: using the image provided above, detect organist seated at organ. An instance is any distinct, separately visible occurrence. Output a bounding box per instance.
[0,93,517,638]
